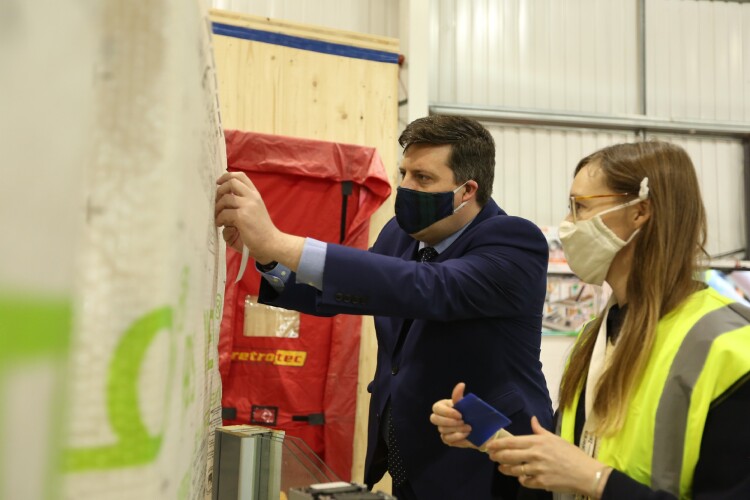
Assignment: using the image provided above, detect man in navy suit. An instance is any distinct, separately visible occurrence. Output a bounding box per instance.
[215,115,553,499]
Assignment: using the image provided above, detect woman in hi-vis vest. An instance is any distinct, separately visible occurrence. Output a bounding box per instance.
[430,141,750,499]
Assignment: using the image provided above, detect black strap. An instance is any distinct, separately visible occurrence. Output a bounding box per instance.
[292,413,326,426]
[340,181,353,243]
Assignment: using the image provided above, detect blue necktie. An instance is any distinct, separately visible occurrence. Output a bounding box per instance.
[387,410,408,486]
[417,246,438,262]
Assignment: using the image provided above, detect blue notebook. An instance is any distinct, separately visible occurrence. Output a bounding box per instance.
[453,393,512,447]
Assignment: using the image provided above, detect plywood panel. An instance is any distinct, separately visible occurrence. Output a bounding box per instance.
[210,9,399,485]
[210,0,399,38]
[213,38,397,148]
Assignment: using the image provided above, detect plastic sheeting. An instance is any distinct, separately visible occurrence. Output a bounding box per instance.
[219,130,390,480]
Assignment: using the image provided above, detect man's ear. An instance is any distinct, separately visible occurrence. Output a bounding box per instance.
[633,199,652,229]
[462,180,479,202]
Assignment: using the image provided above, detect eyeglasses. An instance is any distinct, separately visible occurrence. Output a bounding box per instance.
[568,193,631,222]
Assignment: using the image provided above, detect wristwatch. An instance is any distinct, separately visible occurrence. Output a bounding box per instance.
[257,261,278,272]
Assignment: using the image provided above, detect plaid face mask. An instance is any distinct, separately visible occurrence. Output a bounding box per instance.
[394,182,468,234]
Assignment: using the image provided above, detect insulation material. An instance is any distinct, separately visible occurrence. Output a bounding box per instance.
[61,2,226,499]
[219,130,391,481]
[0,1,94,499]
[1,0,226,499]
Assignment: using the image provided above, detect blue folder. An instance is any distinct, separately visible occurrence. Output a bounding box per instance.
[453,393,512,447]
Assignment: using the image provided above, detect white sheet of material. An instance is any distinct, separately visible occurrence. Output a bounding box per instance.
[0,0,226,499]
[63,1,226,498]
[0,1,92,499]
[236,246,250,283]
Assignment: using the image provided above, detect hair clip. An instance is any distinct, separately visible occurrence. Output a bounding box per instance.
[639,177,649,200]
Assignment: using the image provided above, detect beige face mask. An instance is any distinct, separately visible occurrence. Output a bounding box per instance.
[558,178,649,286]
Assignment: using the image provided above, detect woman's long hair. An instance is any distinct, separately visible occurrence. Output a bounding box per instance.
[558,141,708,435]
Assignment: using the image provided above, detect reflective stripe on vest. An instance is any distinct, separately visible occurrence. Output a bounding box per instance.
[651,302,750,494]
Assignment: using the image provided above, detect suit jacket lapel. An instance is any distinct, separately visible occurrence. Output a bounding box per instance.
[399,238,419,261]
[390,238,419,354]
[437,199,504,260]
[391,200,504,351]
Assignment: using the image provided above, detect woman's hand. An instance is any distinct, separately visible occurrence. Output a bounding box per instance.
[485,416,611,498]
[429,382,477,449]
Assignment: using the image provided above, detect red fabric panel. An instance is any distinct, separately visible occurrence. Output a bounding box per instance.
[218,130,390,480]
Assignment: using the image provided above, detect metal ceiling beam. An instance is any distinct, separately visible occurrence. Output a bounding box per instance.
[429,103,750,139]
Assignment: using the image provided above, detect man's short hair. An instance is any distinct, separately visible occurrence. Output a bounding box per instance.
[398,115,495,205]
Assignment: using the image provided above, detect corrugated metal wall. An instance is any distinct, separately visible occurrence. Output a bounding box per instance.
[486,126,746,258]
[431,0,639,114]
[646,134,746,257]
[489,126,636,225]
[434,0,749,257]
[644,1,749,257]
[647,0,750,121]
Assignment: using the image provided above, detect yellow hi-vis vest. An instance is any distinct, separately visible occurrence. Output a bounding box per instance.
[559,288,750,499]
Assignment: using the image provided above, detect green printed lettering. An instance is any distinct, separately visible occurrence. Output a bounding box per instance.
[0,294,72,500]
[183,335,195,409]
[63,307,172,471]
[0,294,72,361]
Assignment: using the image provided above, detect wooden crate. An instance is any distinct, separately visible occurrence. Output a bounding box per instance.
[210,9,399,487]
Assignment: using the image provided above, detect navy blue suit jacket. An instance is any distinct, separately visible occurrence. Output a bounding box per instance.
[259,199,553,499]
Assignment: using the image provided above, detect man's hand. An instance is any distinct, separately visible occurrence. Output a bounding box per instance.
[214,172,304,270]
[429,382,476,449]
[222,226,242,253]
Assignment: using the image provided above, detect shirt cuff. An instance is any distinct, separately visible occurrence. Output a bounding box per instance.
[256,261,292,293]
[296,238,327,291]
